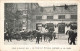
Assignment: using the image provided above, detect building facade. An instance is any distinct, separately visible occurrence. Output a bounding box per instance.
[4,3,77,34]
[31,4,77,34]
[15,3,39,31]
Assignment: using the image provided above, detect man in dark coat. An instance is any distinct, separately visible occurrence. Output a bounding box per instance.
[6,29,12,42]
[69,30,77,45]
[67,29,77,45]
[36,31,41,44]
[48,31,53,43]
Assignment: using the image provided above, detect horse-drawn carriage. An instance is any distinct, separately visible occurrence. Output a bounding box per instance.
[13,31,35,41]
[4,30,35,41]
[11,30,42,41]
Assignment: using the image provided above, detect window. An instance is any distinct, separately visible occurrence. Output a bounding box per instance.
[71,15,77,19]
[36,16,42,20]
[47,16,53,19]
[58,15,65,19]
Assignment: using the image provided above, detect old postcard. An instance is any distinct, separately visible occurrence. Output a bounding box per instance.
[0,0,80,51]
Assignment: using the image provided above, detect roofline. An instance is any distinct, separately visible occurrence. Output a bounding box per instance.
[39,4,77,8]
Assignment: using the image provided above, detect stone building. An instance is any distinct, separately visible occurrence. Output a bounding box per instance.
[15,3,39,31]
[5,3,39,32]
[31,4,77,34]
[4,3,77,34]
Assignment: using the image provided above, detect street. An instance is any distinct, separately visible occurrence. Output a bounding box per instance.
[4,39,69,45]
[4,34,72,45]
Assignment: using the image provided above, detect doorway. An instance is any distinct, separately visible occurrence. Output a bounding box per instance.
[58,23,65,33]
[36,23,42,31]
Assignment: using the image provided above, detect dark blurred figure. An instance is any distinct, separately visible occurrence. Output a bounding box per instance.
[29,31,34,41]
[44,33,47,41]
[66,29,77,45]
[48,31,53,43]
[5,29,13,42]
[52,31,56,40]
[40,33,42,42]
[36,31,41,44]
[69,29,77,45]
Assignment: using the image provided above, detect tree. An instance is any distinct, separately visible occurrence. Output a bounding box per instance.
[4,3,17,31]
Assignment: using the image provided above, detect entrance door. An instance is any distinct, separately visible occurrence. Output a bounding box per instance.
[58,23,65,33]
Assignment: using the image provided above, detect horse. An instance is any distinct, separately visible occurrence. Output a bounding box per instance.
[43,32,53,42]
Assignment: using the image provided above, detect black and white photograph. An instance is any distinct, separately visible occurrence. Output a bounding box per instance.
[4,3,77,45]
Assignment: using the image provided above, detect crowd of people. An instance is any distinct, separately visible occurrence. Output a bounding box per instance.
[4,28,77,45]
[4,29,56,43]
